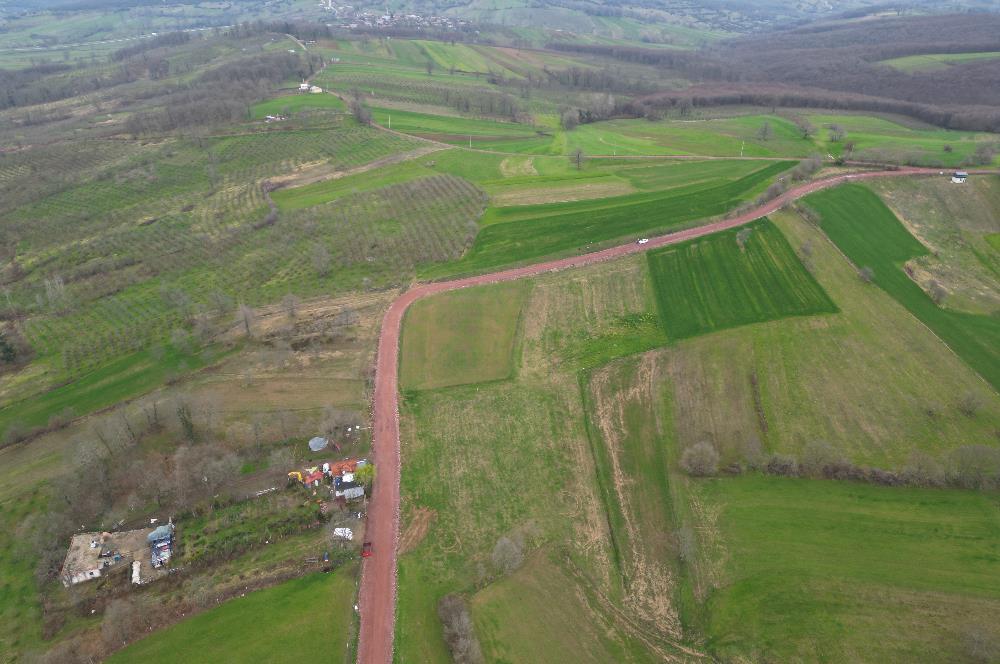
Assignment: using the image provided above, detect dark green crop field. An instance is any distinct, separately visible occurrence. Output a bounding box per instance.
[429,161,793,276]
[807,184,1000,390]
[647,219,836,339]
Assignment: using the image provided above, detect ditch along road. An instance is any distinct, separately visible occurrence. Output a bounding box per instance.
[355,166,980,664]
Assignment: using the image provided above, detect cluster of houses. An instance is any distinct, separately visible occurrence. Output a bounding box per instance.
[288,457,368,501]
[315,1,470,31]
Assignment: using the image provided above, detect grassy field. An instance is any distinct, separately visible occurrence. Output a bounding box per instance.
[807,184,1000,390]
[400,281,530,391]
[879,51,1000,71]
[107,568,357,664]
[250,93,346,119]
[647,219,836,339]
[429,161,793,276]
[697,476,1000,662]
[867,175,1000,315]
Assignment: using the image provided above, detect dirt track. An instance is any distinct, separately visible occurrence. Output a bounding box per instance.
[355,166,952,663]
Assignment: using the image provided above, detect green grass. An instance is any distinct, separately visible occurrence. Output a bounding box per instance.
[107,568,357,664]
[0,343,229,441]
[400,281,529,391]
[698,476,1000,662]
[250,93,346,119]
[988,233,1000,253]
[429,161,793,276]
[879,51,1000,72]
[647,219,837,339]
[808,184,1000,390]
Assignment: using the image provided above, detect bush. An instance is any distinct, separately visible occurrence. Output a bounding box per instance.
[800,440,848,477]
[680,441,719,477]
[491,535,524,576]
[765,453,798,477]
[437,594,484,664]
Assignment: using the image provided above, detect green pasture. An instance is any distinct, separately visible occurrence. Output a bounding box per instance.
[370,107,542,143]
[698,476,1000,662]
[431,161,792,276]
[879,51,1000,72]
[647,219,836,339]
[400,281,530,391]
[250,93,346,119]
[107,569,357,664]
[808,184,1000,390]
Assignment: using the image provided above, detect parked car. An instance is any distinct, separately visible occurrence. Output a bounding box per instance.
[637,238,649,245]
[361,542,373,558]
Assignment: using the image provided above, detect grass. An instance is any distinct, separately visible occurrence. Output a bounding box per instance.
[697,476,1000,662]
[429,161,793,276]
[0,343,230,442]
[400,281,530,391]
[106,568,357,664]
[807,184,1000,390]
[249,93,346,119]
[647,219,836,339]
[879,51,1000,72]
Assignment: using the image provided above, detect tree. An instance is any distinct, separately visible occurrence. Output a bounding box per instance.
[236,303,255,337]
[282,293,300,319]
[102,598,149,648]
[209,290,233,317]
[491,535,524,575]
[756,121,773,141]
[858,266,875,283]
[828,124,846,142]
[425,60,434,76]
[354,463,375,489]
[573,148,585,170]
[680,441,719,476]
[927,279,947,304]
[794,116,815,139]
[312,244,331,277]
[800,440,847,477]
[957,392,983,418]
[437,594,484,664]
[560,108,578,130]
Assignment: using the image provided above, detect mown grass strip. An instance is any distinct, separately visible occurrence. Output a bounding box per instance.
[807,184,1000,390]
[647,218,836,339]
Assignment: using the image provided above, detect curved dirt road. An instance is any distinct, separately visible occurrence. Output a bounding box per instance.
[355,166,947,663]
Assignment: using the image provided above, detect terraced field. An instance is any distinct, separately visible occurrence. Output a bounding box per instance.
[879,51,1000,71]
[647,219,836,339]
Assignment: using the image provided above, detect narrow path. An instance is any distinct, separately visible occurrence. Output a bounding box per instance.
[355,166,976,663]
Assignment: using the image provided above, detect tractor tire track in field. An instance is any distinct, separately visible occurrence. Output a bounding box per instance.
[356,166,988,663]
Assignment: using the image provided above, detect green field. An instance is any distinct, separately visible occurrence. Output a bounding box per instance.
[107,569,357,663]
[250,93,346,119]
[879,51,1000,72]
[808,184,1000,390]
[431,161,793,276]
[400,281,530,391]
[647,219,836,339]
[698,476,1000,662]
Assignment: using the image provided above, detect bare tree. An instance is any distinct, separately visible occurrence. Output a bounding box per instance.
[858,266,875,283]
[927,279,947,304]
[209,290,233,317]
[437,594,484,664]
[736,227,753,249]
[828,124,846,142]
[236,303,255,337]
[756,121,773,141]
[312,244,332,277]
[957,392,983,418]
[491,535,524,575]
[573,148,584,170]
[282,294,300,319]
[800,440,847,477]
[680,441,719,476]
[102,598,149,648]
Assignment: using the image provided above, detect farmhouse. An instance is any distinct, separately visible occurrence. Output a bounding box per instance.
[952,171,968,183]
[298,82,310,91]
[309,85,323,94]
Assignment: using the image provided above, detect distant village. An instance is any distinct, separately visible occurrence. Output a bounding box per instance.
[315,1,471,32]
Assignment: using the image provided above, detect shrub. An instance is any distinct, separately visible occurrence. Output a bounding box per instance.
[491,535,524,576]
[437,594,484,664]
[680,441,719,477]
[901,451,946,487]
[765,453,798,477]
[800,440,848,477]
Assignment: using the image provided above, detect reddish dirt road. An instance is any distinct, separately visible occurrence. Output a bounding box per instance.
[355,167,946,663]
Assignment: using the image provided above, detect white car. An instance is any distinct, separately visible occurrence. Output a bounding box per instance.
[637,238,649,245]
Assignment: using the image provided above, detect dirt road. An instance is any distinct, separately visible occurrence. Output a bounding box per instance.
[355,166,948,663]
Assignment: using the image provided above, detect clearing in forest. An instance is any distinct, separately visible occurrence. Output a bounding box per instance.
[647,218,836,339]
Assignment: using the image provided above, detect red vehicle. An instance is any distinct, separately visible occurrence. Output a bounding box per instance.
[361,542,373,558]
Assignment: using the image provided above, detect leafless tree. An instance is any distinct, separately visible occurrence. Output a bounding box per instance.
[858,266,875,283]
[491,535,524,575]
[756,120,773,141]
[209,290,233,317]
[828,124,846,142]
[736,227,753,249]
[282,294,300,319]
[312,244,332,277]
[236,303,255,337]
[573,148,584,170]
[800,440,847,477]
[437,594,484,664]
[957,392,983,418]
[101,598,149,648]
[927,279,947,304]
